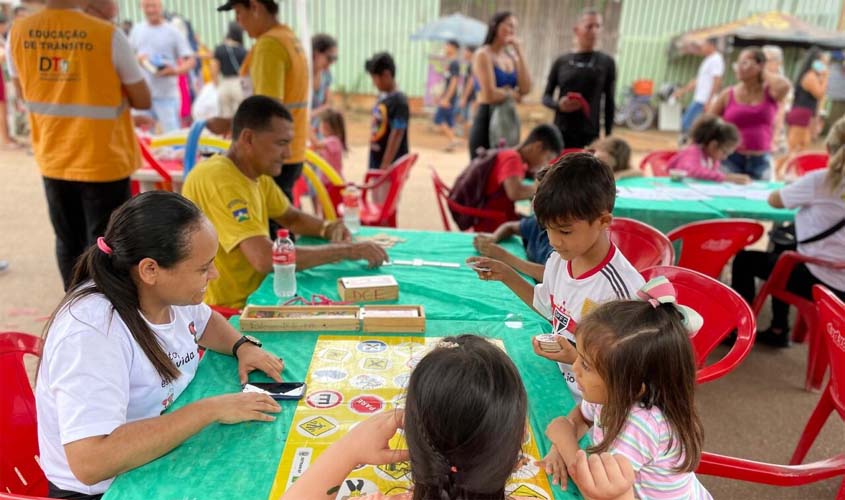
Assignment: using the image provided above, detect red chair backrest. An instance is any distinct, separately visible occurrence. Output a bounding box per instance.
[642,266,756,383]
[429,167,509,232]
[786,152,828,177]
[0,333,48,496]
[667,219,764,279]
[813,285,845,412]
[638,150,677,177]
[609,217,674,271]
[363,153,418,225]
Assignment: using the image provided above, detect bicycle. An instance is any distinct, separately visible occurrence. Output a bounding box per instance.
[614,79,656,131]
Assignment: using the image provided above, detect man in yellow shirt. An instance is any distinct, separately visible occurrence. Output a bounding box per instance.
[218,0,308,210]
[182,96,387,309]
[9,0,150,289]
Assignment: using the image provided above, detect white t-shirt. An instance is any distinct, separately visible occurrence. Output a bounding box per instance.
[36,293,212,495]
[693,52,725,104]
[780,169,845,291]
[128,21,194,98]
[533,245,645,400]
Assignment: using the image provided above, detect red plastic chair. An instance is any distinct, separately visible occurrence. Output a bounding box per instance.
[0,333,48,496]
[351,153,418,228]
[751,251,845,391]
[785,152,828,177]
[695,285,845,495]
[430,167,509,232]
[609,217,674,271]
[638,150,677,177]
[667,219,764,279]
[210,305,241,320]
[131,137,176,195]
[641,266,756,383]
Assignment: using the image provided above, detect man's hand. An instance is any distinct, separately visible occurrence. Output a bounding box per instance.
[346,242,388,268]
[325,220,352,242]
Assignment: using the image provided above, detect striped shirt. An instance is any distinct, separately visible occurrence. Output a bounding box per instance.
[581,401,713,500]
[533,244,644,401]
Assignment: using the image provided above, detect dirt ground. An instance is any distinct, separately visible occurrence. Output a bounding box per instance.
[0,111,841,499]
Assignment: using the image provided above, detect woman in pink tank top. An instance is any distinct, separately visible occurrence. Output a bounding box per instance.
[709,47,791,180]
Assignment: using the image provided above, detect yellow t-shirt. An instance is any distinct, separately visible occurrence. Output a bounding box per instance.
[243,24,308,164]
[182,155,290,308]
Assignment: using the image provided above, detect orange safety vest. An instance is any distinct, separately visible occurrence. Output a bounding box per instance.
[10,9,140,182]
[241,24,308,165]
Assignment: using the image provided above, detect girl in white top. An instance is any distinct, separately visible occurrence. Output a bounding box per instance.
[730,115,845,347]
[36,191,284,499]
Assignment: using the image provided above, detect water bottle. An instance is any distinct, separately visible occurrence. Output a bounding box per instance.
[272,229,296,299]
[342,185,361,235]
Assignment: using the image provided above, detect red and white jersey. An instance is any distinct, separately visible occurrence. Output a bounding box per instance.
[533,245,644,400]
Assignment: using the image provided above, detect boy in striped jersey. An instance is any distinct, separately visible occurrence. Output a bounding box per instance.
[468,153,644,402]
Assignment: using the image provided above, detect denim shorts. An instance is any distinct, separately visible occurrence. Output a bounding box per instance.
[433,105,456,127]
[722,152,771,181]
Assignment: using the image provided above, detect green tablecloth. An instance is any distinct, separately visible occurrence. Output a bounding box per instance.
[105,229,580,500]
[614,177,795,233]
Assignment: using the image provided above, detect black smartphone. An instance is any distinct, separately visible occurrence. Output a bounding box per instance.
[242,382,306,400]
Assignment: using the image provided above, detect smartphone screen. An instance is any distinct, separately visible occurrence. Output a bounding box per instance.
[242,382,306,400]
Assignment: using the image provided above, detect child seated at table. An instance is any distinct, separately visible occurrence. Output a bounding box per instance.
[473,167,552,283]
[590,136,640,180]
[666,114,751,184]
[542,277,712,499]
[281,334,636,500]
[467,153,645,403]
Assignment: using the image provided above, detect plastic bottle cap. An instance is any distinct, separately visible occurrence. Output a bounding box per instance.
[276,229,290,239]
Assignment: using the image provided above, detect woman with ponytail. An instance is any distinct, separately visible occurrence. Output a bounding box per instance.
[731,116,845,347]
[36,191,284,499]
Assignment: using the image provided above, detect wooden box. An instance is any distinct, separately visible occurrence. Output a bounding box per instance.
[361,305,426,333]
[337,275,399,303]
[239,305,361,332]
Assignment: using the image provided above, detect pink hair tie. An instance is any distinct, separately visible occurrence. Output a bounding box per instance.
[97,237,113,256]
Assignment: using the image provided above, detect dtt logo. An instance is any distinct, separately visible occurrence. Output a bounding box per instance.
[39,56,71,73]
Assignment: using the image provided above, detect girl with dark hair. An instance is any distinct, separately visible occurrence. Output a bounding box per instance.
[468,11,531,159]
[36,192,284,500]
[542,277,711,500]
[709,46,791,180]
[666,114,749,183]
[283,334,636,500]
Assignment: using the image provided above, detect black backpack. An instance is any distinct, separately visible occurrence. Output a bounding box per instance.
[448,148,504,230]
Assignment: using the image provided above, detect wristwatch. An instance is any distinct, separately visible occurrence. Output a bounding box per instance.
[232,335,262,359]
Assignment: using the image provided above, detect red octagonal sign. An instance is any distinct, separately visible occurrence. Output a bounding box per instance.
[349,394,384,414]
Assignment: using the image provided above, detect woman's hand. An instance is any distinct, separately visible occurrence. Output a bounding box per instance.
[206,392,281,424]
[236,344,284,385]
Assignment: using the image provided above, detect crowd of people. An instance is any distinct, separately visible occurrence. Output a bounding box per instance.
[3,1,845,500]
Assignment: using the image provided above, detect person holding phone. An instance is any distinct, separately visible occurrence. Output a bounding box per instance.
[468,11,531,159]
[543,8,616,148]
[35,192,284,500]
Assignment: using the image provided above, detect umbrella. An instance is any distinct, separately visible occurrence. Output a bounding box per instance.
[671,11,845,56]
[410,13,487,47]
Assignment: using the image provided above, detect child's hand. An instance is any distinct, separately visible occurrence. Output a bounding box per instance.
[567,450,635,500]
[545,416,577,447]
[466,256,513,282]
[536,445,569,490]
[473,234,507,260]
[726,173,752,185]
[532,336,578,364]
[335,409,409,466]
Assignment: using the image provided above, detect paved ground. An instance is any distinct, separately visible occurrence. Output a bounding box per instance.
[0,113,841,499]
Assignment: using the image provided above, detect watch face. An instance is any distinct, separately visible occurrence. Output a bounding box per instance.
[245,335,262,346]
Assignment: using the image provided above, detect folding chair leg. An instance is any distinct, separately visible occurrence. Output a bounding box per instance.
[790,389,834,465]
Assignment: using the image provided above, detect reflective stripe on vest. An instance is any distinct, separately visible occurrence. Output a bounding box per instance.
[285,101,307,110]
[25,100,127,120]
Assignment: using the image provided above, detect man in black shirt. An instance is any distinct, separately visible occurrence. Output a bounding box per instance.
[542,9,615,148]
